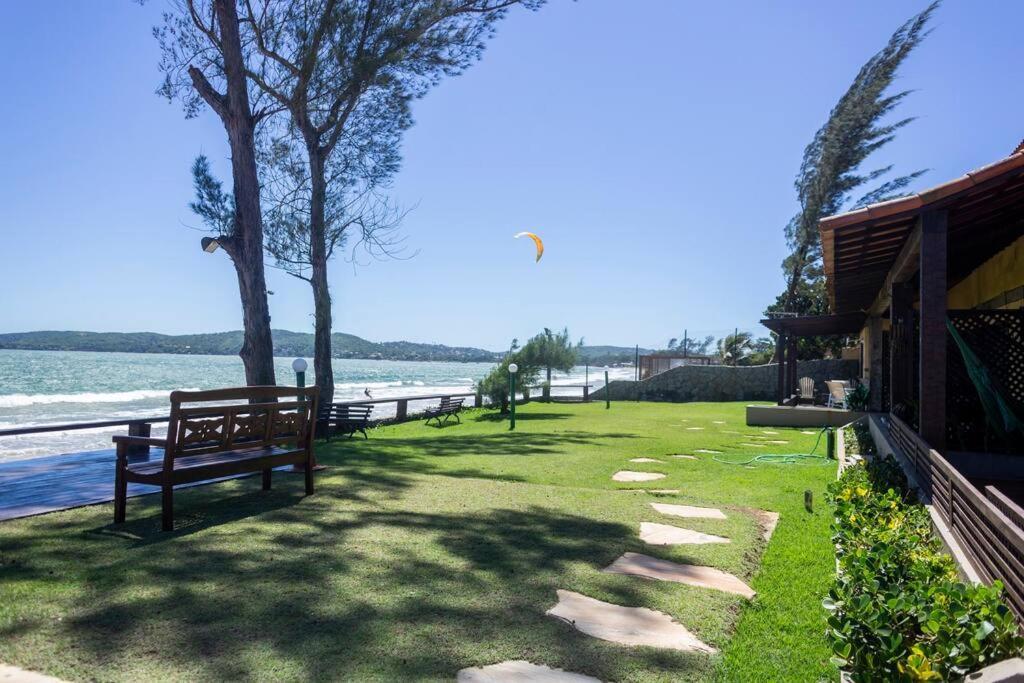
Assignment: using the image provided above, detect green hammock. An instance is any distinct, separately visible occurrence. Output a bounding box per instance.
[946,318,1024,440]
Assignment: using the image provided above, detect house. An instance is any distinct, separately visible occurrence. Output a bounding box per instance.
[792,140,1024,617]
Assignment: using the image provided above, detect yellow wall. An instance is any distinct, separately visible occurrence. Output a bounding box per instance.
[947,235,1024,309]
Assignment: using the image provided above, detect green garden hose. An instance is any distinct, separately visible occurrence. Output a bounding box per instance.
[711,427,833,466]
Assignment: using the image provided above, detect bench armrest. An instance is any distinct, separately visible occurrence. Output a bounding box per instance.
[113,435,167,447]
[113,435,168,460]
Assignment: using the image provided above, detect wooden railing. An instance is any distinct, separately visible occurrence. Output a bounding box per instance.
[887,414,1024,621]
[0,390,481,444]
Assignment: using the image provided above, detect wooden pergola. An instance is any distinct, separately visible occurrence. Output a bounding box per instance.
[760,313,865,405]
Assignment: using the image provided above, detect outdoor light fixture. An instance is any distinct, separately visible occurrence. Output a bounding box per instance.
[201,236,221,253]
[292,358,308,374]
[508,363,519,431]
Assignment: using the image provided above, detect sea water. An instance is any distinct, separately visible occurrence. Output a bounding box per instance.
[0,349,631,461]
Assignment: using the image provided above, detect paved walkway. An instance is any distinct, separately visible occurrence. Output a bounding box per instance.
[0,449,264,522]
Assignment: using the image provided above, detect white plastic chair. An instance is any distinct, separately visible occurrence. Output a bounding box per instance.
[826,380,850,409]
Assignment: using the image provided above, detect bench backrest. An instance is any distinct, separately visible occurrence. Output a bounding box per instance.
[439,397,464,409]
[321,404,373,421]
[165,386,319,464]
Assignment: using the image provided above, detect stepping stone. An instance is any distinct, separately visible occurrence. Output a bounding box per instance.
[754,510,780,541]
[685,427,704,431]
[671,454,697,460]
[0,664,68,683]
[621,488,680,494]
[764,440,789,445]
[740,443,765,448]
[629,457,663,463]
[693,449,721,454]
[603,552,755,598]
[457,661,601,682]
[762,430,779,435]
[650,503,726,520]
[545,589,716,653]
[613,471,665,482]
[712,420,726,424]
[801,430,817,435]
[640,522,730,545]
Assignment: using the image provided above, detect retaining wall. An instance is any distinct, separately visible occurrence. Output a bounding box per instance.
[591,359,860,403]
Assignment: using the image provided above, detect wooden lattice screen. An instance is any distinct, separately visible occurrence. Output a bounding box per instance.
[890,311,919,428]
[947,310,1024,451]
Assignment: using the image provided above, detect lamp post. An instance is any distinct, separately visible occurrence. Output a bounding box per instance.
[291,358,319,471]
[292,357,308,402]
[508,363,518,431]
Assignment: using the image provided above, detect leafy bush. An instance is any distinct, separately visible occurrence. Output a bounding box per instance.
[826,457,1023,680]
[476,355,540,412]
[843,421,877,457]
[846,383,870,411]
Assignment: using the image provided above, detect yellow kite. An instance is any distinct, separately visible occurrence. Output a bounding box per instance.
[514,231,544,262]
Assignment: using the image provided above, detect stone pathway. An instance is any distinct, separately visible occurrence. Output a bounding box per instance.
[459,453,779,677]
[457,661,601,682]
[684,427,704,431]
[693,449,721,454]
[603,552,755,599]
[612,471,665,482]
[545,590,716,653]
[650,502,726,519]
[640,522,730,545]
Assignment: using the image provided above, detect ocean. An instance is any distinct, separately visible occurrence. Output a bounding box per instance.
[0,349,632,461]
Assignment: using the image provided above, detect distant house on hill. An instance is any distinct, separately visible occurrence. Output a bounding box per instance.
[638,353,717,380]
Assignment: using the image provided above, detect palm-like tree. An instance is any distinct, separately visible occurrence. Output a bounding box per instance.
[718,332,754,366]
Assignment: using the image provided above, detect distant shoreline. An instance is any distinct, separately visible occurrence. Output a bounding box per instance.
[0,331,648,366]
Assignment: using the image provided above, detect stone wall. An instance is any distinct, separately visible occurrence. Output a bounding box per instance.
[591,359,860,403]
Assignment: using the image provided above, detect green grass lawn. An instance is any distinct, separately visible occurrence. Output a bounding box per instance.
[0,402,837,682]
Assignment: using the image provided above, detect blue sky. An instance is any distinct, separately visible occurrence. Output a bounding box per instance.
[0,1,1021,351]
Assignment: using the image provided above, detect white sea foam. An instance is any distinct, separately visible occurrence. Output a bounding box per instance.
[0,388,200,409]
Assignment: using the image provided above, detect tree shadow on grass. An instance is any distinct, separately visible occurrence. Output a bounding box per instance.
[0,474,715,682]
[473,412,573,423]
[322,430,643,465]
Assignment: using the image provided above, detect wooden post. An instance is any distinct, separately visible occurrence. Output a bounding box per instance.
[918,210,948,450]
[776,333,787,405]
[583,384,589,402]
[396,399,408,421]
[786,336,798,402]
[474,390,482,408]
[126,421,151,458]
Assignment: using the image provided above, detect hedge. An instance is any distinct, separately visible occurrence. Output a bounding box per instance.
[825,455,1023,680]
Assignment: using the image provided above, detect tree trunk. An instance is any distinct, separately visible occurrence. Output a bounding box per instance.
[307,150,335,404]
[204,0,276,387]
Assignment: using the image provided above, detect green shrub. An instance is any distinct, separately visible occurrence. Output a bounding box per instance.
[826,457,1023,680]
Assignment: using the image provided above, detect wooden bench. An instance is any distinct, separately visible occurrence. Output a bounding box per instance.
[318,404,373,440]
[424,396,465,426]
[113,385,319,531]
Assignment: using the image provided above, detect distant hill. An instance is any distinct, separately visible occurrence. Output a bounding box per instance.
[0,330,501,363]
[0,331,658,366]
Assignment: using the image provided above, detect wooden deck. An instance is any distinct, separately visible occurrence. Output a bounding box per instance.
[0,449,268,522]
